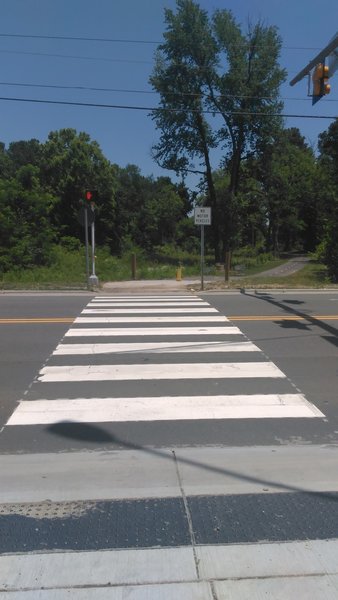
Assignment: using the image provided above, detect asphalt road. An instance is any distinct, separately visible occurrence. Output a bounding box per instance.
[202,289,338,445]
[0,292,92,426]
[1,289,338,448]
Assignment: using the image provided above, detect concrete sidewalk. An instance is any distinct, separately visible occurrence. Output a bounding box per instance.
[2,540,338,598]
[1,445,338,598]
[101,277,204,294]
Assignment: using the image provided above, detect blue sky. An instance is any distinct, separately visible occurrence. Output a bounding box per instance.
[0,0,337,187]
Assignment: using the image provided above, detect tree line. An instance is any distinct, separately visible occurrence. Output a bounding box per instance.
[1,0,338,280]
[0,129,194,273]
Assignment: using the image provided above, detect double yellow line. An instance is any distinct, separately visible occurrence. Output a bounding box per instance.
[0,318,74,324]
[230,315,338,321]
[1,315,338,324]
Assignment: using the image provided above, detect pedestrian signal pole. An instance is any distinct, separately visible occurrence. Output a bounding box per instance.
[84,204,90,287]
[84,190,99,289]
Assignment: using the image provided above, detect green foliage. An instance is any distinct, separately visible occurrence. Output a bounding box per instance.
[58,236,82,252]
[0,175,55,273]
[319,228,338,283]
[0,129,194,275]
[175,217,200,252]
[7,139,42,173]
[315,119,338,281]
[114,164,192,253]
[242,127,319,254]
[318,119,338,185]
[231,246,276,272]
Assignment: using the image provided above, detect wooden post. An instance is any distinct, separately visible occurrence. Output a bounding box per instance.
[224,250,231,283]
[131,253,137,280]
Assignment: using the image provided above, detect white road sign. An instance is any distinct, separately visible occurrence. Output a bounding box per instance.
[194,207,211,225]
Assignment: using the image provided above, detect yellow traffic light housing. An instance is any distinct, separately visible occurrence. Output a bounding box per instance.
[321,64,331,94]
[312,63,331,103]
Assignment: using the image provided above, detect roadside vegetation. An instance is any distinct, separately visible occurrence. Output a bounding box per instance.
[1,1,338,289]
[0,244,329,290]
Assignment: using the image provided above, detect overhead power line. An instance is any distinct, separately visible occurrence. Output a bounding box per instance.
[0,49,152,64]
[0,48,327,74]
[0,95,336,119]
[0,33,325,51]
[0,33,160,44]
[0,80,337,102]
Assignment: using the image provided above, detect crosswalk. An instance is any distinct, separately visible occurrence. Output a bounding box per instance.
[5,294,323,430]
[1,293,331,599]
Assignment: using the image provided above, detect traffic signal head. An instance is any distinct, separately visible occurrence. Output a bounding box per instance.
[84,190,98,203]
[312,63,331,103]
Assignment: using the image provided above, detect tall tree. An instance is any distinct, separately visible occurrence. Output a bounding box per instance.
[150,0,286,269]
[150,0,220,257]
[40,128,116,247]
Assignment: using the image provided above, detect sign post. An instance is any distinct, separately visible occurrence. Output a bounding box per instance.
[194,207,211,291]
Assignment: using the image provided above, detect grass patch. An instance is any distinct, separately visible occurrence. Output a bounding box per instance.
[0,249,87,289]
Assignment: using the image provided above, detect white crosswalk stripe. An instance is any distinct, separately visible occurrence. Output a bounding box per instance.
[38,361,286,382]
[7,394,323,425]
[54,340,261,354]
[74,315,228,323]
[82,307,219,313]
[88,301,211,307]
[65,325,241,336]
[93,296,203,301]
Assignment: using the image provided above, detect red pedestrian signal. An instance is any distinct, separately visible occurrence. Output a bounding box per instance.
[84,190,98,203]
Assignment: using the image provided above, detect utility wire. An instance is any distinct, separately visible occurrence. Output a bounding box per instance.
[0,32,325,51]
[0,33,160,44]
[0,49,153,64]
[0,80,337,102]
[0,49,324,79]
[0,95,336,119]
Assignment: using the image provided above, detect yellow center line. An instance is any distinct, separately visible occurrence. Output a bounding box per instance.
[0,318,75,324]
[229,315,338,321]
[1,315,338,324]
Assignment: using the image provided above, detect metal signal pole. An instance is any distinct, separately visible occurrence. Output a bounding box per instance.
[88,203,99,288]
[84,206,90,289]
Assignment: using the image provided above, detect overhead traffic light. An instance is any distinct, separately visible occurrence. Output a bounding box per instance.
[312,63,331,103]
